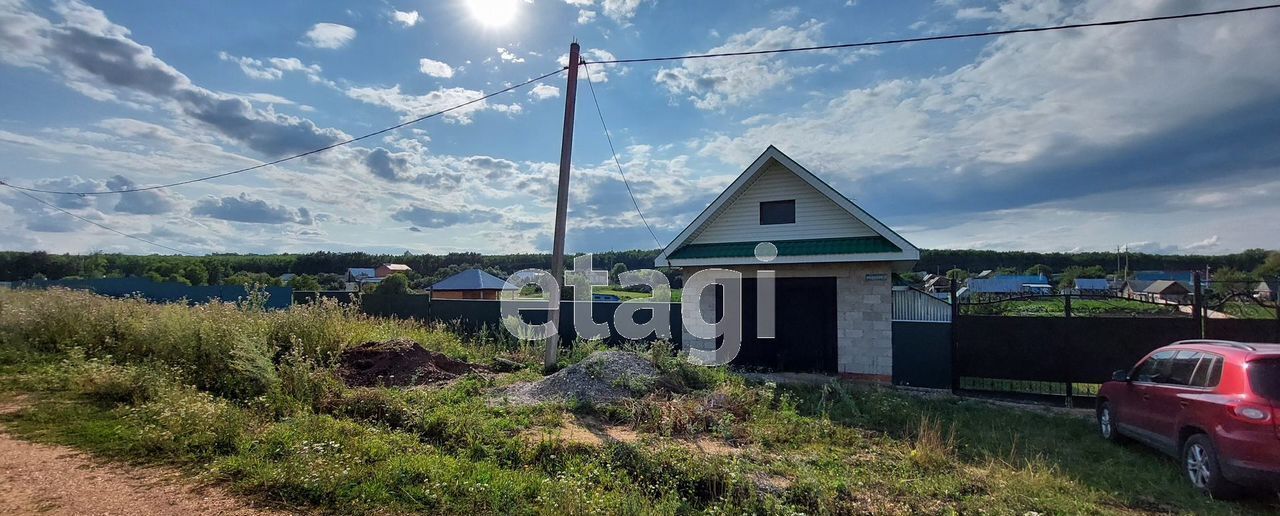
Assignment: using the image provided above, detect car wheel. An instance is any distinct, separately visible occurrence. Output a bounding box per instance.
[1183,434,1244,499]
[1097,401,1126,443]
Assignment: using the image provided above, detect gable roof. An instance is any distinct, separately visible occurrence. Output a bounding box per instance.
[430,269,515,291]
[1124,279,1153,292]
[1144,280,1190,295]
[655,146,919,268]
[968,275,1049,293]
[379,263,412,271]
[1074,278,1110,290]
[347,268,377,279]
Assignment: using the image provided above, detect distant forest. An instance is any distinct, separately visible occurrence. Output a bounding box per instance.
[1,248,1277,286]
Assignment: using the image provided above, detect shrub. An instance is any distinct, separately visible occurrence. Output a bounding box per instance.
[71,360,168,405]
[276,348,346,413]
[326,388,413,429]
[127,387,247,460]
[909,415,958,472]
[374,273,410,295]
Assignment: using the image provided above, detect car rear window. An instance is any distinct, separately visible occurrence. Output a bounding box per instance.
[1248,359,1280,401]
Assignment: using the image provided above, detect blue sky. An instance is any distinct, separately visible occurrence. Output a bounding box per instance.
[1,0,1277,256]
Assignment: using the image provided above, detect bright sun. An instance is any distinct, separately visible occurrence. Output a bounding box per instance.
[465,0,519,27]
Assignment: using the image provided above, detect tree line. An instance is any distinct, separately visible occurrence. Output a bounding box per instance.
[2,248,1276,287]
[0,249,670,287]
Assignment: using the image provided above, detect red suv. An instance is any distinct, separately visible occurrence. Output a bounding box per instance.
[1097,340,1280,498]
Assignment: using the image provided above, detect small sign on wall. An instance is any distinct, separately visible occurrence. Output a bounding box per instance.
[865,273,889,281]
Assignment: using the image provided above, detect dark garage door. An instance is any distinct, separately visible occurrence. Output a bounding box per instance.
[721,277,838,373]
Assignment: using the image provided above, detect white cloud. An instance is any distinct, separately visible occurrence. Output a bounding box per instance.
[218,52,281,80]
[1184,235,1220,252]
[770,6,801,21]
[233,92,295,105]
[417,57,454,78]
[497,47,525,63]
[302,23,356,49]
[952,0,1066,27]
[528,83,560,101]
[701,2,1280,170]
[655,21,824,110]
[0,0,53,67]
[391,9,420,27]
[600,0,645,24]
[563,0,594,6]
[219,52,327,85]
[577,9,597,24]
[345,85,520,124]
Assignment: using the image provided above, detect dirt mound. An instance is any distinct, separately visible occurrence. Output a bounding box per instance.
[339,339,481,387]
[496,351,659,405]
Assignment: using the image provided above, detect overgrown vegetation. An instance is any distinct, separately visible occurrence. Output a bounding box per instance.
[962,298,1182,317]
[1,289,1276,514]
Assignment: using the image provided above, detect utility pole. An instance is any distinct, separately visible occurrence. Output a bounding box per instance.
[546,42,580,373]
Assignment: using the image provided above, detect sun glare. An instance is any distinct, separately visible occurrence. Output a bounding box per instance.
[465,0,518,27]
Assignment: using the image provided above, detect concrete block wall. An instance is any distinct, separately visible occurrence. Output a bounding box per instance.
[679,262,895,381]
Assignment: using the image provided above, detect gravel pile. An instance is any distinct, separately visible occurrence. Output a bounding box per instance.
[496,351,659,406]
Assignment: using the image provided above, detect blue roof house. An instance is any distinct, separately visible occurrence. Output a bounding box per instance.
[967,274,1050,295]
[1074,278,1112,293]
[430,269,515,300]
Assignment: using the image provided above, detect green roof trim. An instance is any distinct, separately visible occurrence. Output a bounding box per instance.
[667,236,901,260]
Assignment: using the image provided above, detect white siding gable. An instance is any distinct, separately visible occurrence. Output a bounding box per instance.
[690,162,877,245]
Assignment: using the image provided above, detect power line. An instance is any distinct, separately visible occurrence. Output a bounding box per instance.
[581,61,664,249]
[0,67,567,196]
[1,183,191,255]
[583,4,1280,65]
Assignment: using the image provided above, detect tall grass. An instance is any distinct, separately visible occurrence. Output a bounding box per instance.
[0,289,540,401]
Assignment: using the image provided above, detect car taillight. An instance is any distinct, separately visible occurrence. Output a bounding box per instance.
[1227,402,1274,423]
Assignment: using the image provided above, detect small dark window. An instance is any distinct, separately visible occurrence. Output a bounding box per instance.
[1135,350,1174,383]
[1189,353,1223,388]
[1163,350,1202,386]
[759,200,795,225]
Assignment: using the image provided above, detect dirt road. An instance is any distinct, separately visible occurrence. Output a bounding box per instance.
[0,397,287,515]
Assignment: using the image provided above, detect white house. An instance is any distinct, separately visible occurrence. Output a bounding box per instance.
[656,146,919,382]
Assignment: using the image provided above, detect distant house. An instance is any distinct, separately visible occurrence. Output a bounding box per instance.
[966,274,1050,296]
[347,268,380,283]
[922,274,952,295]
[279,273,297,283]
[376,263,412,278]
[1122,280,1153,300]
[1144,280,1191,303]
[1256,280,1278,301]
[430,269,515,300]
[1074,278,1111,295]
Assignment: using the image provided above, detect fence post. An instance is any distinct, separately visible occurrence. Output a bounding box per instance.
[949,279,960,395]
[1193,271,1205,338]
[1063,294,1074,408]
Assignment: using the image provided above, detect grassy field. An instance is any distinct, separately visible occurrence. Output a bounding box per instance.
[965,298,1182,317]
[1218,300,1278,320]
[592,286,683,302]
[0,289,1276,514]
